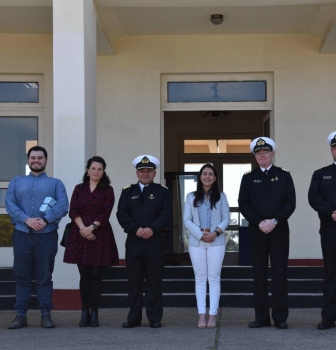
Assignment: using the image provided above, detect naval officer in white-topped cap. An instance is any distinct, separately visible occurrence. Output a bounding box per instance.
[309,131,336,330]
[238,137,296,330]
[117,155,172,329]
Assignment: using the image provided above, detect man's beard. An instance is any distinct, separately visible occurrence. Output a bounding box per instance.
[29,164,46,173]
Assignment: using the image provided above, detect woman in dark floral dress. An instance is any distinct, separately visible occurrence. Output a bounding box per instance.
[64,156,119,327]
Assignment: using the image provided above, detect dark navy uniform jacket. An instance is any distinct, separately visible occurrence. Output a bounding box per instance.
[308,163,336,227]
[117,182,172,239]
[238,165,296,226]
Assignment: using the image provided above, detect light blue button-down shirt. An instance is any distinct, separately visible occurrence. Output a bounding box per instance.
[5,172,68,233]
[197,198,212,229]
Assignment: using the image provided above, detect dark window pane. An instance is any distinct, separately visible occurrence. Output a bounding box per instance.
[0,117,38,180]
[0,189,6,208]
[0,214,14,247]
[0,82,39,103]
[168,81,266,103]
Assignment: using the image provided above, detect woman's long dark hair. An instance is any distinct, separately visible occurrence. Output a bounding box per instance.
[193,163,221,209]
[82,156,111,189]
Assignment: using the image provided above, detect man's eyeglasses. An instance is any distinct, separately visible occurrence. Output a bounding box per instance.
[255,151,271,156]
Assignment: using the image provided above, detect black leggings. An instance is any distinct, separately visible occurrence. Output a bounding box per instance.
[77,264,103,310]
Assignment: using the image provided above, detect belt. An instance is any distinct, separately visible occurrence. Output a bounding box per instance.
[201,228,210,232]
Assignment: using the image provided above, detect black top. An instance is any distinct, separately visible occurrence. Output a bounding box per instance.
[308,163,336,227]
[116,182,173,238]
[238,165,296,226]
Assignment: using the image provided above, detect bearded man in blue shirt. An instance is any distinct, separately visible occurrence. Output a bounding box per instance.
[5,146,68,329]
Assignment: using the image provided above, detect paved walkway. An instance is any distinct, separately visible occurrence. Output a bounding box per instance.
[0,308,335,350]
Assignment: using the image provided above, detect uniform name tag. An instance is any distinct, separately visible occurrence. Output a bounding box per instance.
[254,180,262,183]
[323,176,332,179]
[131,195,139,200]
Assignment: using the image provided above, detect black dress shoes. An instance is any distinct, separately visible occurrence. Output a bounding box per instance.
[317,319,335,330]
[274,321,288,329]
[248,319,271,328]
[122,320,141,328]
[149,321,162,328]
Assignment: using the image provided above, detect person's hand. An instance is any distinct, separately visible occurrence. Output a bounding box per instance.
[85,233,96,241]
[25,217,44,231]
[332,211,336,221]
[259,219,276,234]
[80,226,94,238]
[38,218,47,230]
[141,227,154,239]
[201,232,216,243]
[136,227,145,237]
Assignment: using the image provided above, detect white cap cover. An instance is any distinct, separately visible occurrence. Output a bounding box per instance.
[250,137,276,154]
[132,155,160,169]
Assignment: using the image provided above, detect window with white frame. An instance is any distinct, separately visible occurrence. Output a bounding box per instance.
[0,75,43,247]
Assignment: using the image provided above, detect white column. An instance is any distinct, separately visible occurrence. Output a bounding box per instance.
[53,0,97,289]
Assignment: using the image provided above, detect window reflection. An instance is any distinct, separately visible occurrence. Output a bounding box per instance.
[0,214,14,247]
[0,82,39,103]
[0,117,38,180]
[0,189,6,208]
[168,81,267,103]
[226,230,239,252]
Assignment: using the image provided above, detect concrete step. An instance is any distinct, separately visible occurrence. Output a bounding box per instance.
[0,266,324,310]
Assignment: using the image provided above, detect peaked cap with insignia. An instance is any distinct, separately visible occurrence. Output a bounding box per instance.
[250,137,276,154]
[327,131,336,147]
[132,155,160,170]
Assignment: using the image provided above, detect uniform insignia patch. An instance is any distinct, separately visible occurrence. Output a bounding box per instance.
[257,138,266,146]
[161,184,168,189]
[323,176,332,179]
[281,168,289,172]
[244,170,251,175]
[131,195,139,200]
[122,184,131,190]
[149,194,155,199]
[141,156,150,164]
[254,180,262,183]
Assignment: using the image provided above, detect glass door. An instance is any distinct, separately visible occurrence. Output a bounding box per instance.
[165,172,198,264]
[222,163,251,264]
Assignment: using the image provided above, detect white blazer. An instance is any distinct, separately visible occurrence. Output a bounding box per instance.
[183,192,230,247]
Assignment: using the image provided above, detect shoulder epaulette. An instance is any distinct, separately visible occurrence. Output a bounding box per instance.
[161,184,168,189]
[281,168,290,172]
[244,170,252,175]
[122,184,132,190]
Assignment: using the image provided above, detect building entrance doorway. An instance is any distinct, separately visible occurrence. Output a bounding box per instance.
[164,110,270,265]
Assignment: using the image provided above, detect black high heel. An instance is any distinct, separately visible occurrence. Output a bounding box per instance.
[90,309,99,327]
[79,309,91,327]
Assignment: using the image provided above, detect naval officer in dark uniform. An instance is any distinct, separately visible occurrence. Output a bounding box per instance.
[117,155,172,329]
[238,137,296,329]
[308,131,336,330]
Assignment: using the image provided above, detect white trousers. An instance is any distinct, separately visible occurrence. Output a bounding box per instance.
[189,242,225,315]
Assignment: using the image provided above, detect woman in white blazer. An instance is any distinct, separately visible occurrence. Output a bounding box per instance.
[184,163,230,328]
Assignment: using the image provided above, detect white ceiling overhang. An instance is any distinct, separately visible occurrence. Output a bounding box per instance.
[0,0,335,55]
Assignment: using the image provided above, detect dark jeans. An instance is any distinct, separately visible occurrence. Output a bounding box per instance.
[125,234,165,323]
[249,224,289,322]
[320,226,336,320]
[13,229,58,315]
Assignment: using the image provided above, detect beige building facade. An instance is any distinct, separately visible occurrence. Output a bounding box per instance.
[0,0,336,294]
